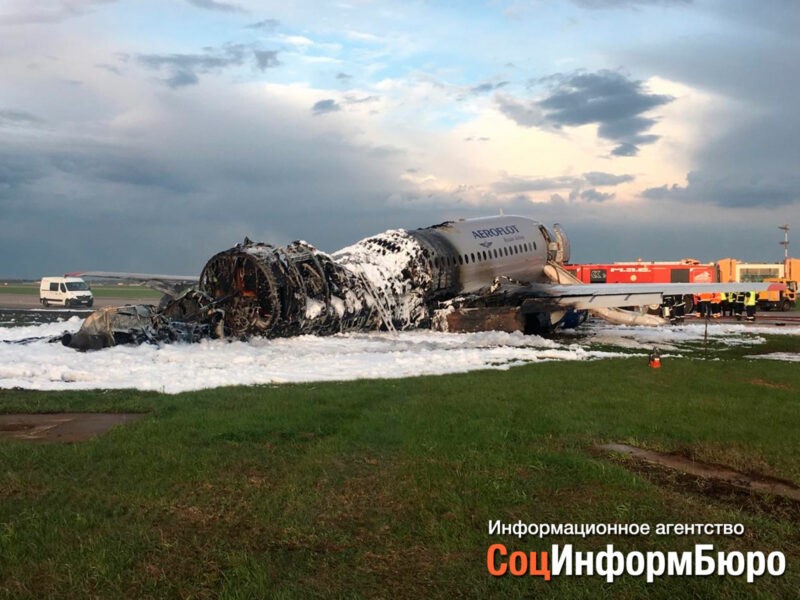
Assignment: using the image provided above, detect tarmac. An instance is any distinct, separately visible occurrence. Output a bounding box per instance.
[1,293,797,326]
[0,293,156,310]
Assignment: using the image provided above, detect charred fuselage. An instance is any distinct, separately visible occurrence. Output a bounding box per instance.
[63,216,569,350]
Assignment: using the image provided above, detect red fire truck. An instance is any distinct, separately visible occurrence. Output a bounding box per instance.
[563,259,718,315]
[563,259,717,285]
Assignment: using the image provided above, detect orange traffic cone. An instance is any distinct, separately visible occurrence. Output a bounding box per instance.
[648,348,661,369]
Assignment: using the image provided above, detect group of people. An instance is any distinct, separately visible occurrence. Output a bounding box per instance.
[693,291,758,321]
[659,292,759,323]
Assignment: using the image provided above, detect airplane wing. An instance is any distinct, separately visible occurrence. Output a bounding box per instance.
[65,271,199,297]
[503,281,771,311]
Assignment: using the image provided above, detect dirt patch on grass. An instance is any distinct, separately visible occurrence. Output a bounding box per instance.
[0,413,144,442]
[747,379,794,390]
[746,378,793,390]
[600,443,800,501]
[598,443,800,519]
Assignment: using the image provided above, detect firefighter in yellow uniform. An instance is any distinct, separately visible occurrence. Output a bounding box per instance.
[745,290,757,321]
[733,291,745,320]
[720,291,730,317]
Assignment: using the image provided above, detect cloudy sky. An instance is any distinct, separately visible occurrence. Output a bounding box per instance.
[1,0,798,277]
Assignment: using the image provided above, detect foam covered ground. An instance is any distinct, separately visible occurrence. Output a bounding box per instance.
[1,317,798,393]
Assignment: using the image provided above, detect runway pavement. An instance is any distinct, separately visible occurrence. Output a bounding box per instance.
[0,293,157,310]
[2,292,796,327]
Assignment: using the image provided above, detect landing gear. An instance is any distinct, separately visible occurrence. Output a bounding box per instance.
[522,309,587,335]
[523,313,551,336]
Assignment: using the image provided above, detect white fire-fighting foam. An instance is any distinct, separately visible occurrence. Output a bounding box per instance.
[333,229,430,329]
[0,317,797,394]
[745,353,800,363]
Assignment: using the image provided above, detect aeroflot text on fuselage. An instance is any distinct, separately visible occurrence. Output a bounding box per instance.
[471,225,521,239]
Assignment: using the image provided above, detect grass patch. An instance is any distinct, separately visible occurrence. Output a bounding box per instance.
[719,333,800,359]
[1,356,799,598]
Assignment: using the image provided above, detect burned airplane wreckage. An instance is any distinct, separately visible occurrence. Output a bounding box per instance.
[63,215,705,351]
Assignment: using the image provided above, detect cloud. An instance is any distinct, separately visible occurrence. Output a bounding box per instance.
[536,70,673,156]
[583,171,634,186]
[95,63,122,75]
[495,94,545,127]
[0,0,115,25]
[641,183,679,199]
[0,109,43,127]
[642,171,800,208]
[186,0,244,13]
[0,80,429,276]
[254,50,280,70]
[3,0,797,278]
[343,95,379,105]
[137,45,246,87]
[50,149,195,192]
[491,171,634,195]
[165,69,199,88]
[610,143,637,157]
[312,99,341,115]
[456,80,510,102]
[498,70,672,156]
[246,18,279,30]
[618,3,800,210]
[278,34,315,47]
[138,45,246,72]
[635,68,800,210]
[137,43,278,87]
[468,81,509,96]
[492,175,582,194]
[0,152,47,191]
[572,0,690,8]
[580,189,615,202]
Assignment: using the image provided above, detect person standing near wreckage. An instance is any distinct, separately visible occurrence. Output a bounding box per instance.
[720,292,730,317]
[673,295,686,321]
[745,291,757,321]
[733,291,745,320]
[710,292,722,318]
[697,292,712,318]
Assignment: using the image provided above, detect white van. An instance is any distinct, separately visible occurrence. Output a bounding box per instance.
[39,277,94,307]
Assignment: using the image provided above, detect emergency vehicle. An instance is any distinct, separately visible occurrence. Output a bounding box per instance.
[39,277,94,307]
[562,259,716,314]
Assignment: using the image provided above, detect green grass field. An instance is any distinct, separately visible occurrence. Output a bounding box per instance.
[0,284,162,299]
[1,339,799,599]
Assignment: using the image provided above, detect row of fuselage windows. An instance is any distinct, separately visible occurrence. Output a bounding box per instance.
[432,241,537,269]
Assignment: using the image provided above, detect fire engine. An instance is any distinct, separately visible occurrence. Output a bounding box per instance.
[565,257,800,315]
[563,259,716,285]
[562,259,716,314]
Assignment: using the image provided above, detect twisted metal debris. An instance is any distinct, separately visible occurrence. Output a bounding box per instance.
[63,231,439,350]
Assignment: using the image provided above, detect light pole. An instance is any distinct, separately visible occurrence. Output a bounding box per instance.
[779,224,789,261]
